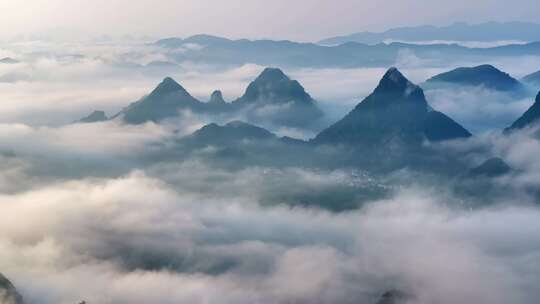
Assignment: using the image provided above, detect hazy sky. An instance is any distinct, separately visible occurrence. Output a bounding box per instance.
[1,0,540,41]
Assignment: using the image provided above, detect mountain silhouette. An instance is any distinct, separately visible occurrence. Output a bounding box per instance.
[231,67,323,128]
[506,91,540,131]
[313,67,471,147]
[424,64,524,92]
[114,77,206,124]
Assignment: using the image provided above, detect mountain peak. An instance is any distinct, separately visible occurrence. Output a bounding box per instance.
[115,77,202,124]
[239,67,311,104]
[469,157,512,177]
[150,77,188,97]
[234,67,323,127]
[256,67,289,83]
[375,67,418,96]
[209,90,226,104]
[313,68,470,146]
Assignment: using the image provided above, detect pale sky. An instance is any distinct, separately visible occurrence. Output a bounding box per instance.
[1,0,539,41]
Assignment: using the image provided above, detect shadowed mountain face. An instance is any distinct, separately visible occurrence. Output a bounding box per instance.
[112,68,323,128]
[187,120,276,145]
[0,273,24,304]
[77,110,108,123]
[507,91,540,130]
[424,64,524,92]
[232,68,323,128]
[313,68,471,147]
[469,157,512,178]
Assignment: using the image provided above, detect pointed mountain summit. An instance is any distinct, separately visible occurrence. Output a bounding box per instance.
[114,77,206,124]
[233,67,323,128]
[424,64,524,92]
[313,67,471,147]
[506,91,540,131]
[149,77,189,98]
[237,68,313,106]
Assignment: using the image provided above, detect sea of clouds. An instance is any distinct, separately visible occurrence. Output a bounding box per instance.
[0,38,540,304]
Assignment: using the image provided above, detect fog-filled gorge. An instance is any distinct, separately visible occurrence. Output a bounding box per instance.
[2,26,540,304]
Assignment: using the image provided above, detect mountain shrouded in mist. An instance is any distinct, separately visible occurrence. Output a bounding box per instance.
[313,67,471,147]
[0,57,19,64]
[113,77,206,124]
[231,67,323,128]
[423,64,525,92]
[318,22,540,45]
[469,157,512,178]
[155,34,540,69]
[110,68,323,128]
[160,67,475,176]
[77,110,108,123]
[506,91,540,131]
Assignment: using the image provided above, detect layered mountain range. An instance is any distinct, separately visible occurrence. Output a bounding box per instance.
[319,22,540,45]
[107,68,323,128]
[78,66,540,175]
[157,67,480,175]
[154,34,540,69]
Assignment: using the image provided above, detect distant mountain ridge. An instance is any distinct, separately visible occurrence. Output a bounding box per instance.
[423,64,525,92]
[154,34,540,69]
[319,22,540,45]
